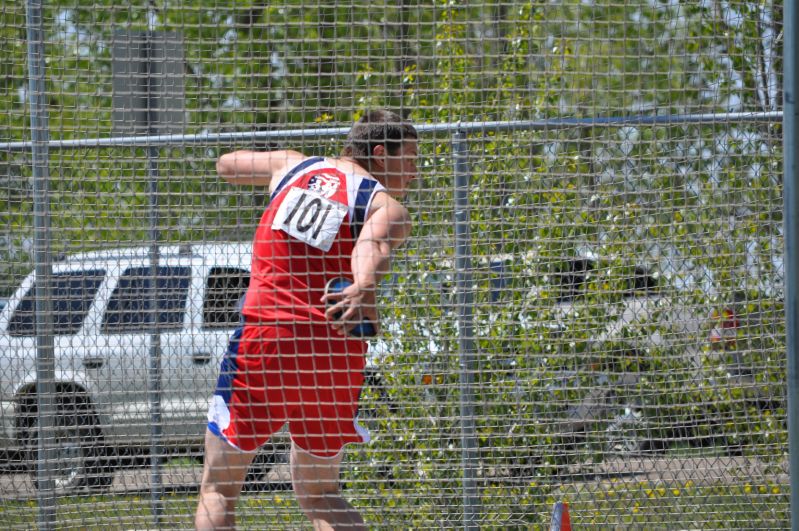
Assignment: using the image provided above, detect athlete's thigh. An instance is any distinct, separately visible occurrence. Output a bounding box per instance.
[290,441,343,496]
[200,429,256,497]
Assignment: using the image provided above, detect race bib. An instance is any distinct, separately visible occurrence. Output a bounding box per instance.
[272,187,348,251]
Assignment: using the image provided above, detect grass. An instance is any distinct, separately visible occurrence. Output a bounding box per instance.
[553,481,789,529]
[0,480,789,529]
[0,491,307,530]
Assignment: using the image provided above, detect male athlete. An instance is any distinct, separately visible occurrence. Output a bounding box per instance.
[195,110,418,530]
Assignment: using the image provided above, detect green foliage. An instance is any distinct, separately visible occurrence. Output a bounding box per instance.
[0,0,787,523]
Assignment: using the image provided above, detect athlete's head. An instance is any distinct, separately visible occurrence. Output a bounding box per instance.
[342,109,419,198]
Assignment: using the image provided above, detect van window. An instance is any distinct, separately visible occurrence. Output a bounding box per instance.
[102,266,191,333]
[202,267,249,329]
[8,270,106,337]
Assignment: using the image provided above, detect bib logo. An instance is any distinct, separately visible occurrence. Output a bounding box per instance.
[307,173,340,198]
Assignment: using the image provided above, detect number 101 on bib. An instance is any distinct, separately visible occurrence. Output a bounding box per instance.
[272,187,348,251]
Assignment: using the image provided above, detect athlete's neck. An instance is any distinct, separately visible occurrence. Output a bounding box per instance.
[338,156,377,178]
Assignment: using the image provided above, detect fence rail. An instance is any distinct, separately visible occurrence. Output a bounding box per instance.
[0,111,785,151]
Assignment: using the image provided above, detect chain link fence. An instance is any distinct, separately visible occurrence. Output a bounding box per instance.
[0,1,789,529]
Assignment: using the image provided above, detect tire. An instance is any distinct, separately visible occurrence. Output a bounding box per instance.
[25,396,114,494]
[244,449,285,492]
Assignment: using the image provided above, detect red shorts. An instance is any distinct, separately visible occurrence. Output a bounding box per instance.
[207,323,368,457]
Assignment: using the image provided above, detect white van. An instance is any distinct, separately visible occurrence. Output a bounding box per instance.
[0,243,283,492]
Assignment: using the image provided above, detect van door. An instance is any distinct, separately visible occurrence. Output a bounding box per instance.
[173,265,249,437]
[92,260,192,445]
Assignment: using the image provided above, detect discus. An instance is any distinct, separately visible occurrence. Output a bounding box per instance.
[324,277,377,338]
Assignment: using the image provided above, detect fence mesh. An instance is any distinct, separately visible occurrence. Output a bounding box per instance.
[0,1,788,529]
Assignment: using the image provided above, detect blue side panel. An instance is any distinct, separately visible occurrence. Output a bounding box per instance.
[213,326,243,404]
[352,178,379,239]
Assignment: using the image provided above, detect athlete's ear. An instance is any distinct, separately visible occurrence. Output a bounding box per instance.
[371,144,387,171]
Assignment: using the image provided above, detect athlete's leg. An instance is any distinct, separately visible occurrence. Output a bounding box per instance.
[195,429,256,530]
[290,442,365,530]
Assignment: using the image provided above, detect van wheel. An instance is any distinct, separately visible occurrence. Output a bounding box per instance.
[25,398,114,493]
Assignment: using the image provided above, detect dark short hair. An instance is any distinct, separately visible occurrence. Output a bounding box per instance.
[342,110,418,169]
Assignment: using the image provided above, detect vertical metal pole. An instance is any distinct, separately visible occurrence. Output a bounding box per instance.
[784,3,799,530]
[25,1,56,529]
[147,147,163,525]
[453,131,479,529]
[144,31,164,525]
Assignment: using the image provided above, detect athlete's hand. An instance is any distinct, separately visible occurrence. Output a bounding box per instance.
[322,279,380,337]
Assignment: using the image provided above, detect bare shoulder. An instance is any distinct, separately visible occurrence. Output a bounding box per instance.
[267,150,311,191]
[368,190,405,213]
[366,191,412,240]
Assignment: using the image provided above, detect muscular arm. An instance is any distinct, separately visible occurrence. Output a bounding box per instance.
[216,149,305,190]
[350,192,412,290]
[323,191,412,335]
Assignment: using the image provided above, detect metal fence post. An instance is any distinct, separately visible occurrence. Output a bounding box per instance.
[25,0,56,529]
[783,2,799,529]
[143,31,164,525]
[453,130,479,529]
